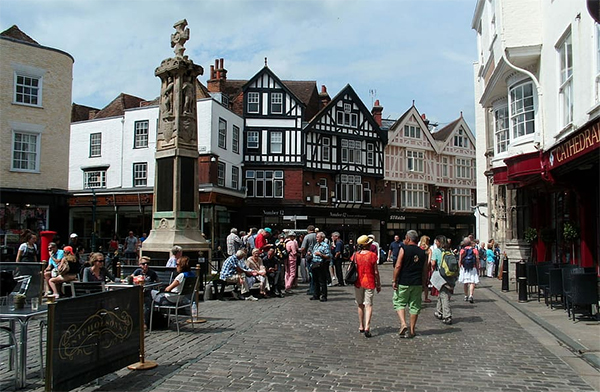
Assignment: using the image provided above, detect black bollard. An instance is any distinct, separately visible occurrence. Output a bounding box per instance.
[517,259,528,302]
[501,254,509,292]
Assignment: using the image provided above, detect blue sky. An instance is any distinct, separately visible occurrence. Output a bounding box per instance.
[1,0,478,130]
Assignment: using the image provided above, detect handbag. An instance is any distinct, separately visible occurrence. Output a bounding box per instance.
[344,260,358,285]
[57,260,70,276]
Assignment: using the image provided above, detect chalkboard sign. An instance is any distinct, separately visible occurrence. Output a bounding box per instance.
[45,287,141,392]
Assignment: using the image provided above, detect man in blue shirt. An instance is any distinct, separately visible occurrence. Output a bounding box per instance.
[388,235,403,267]
[220,250,258,301]
[44,242,64,295]
[310,232,332,302]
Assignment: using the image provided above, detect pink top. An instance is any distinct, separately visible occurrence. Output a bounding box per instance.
[285,239,298,259]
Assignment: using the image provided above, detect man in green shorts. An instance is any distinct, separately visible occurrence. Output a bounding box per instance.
[392,230,428,338]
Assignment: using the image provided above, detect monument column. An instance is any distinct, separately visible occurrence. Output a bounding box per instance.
[142,19,209,263]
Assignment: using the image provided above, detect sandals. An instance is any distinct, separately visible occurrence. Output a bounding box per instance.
[399,325,408,336]
[364,330,372,338]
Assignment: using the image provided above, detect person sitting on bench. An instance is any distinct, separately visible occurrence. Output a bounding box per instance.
[219,249,258,301]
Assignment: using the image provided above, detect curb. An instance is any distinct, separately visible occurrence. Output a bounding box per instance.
[487,285,600,371]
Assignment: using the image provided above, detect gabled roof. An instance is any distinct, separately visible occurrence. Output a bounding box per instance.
[306,84,387,144]
[93,93,147,119]
[432,115,476,152]
[431,118,461,141]
[243,66,306,108]
[71,103,100,123]
[387,105,440,153]
[0,25,39,45]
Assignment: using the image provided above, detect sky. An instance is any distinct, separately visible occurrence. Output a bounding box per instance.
[1,0,478,131]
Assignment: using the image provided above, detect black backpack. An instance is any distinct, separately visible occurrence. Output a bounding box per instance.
[463,247,476,271]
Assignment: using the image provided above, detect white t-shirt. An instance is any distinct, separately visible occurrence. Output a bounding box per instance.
[165,273,186,302]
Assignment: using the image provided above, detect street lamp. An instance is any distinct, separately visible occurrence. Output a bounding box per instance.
[91,188,97,252]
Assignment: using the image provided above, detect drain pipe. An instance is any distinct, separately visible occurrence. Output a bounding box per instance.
[501,48,545,151]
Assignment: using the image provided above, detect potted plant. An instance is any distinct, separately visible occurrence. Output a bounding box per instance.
[524,227,537,244]
[563,221,579,243]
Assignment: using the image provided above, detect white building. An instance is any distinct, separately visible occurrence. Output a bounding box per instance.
[69,91,244,250]
[472,0,599,268]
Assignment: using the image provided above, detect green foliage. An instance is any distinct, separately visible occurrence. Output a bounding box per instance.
[563,221,579,242]
[524,227,537,244]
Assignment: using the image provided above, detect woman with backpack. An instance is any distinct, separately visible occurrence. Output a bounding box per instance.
[458,237,479,303]
[432,235,455,324]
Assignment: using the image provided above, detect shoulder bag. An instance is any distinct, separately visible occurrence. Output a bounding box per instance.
[344,252,358,285]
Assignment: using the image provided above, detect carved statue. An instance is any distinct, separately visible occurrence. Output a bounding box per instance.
[162,76,174,116]
[181,73,194,114]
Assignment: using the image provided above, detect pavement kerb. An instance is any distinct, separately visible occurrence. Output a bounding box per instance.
[486,285,600,372]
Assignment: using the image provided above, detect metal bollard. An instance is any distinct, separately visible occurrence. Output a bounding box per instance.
[517,259,528,302]
[501,254,509,292]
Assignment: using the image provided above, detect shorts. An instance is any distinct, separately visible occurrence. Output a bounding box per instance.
[354,287,375,306]
[392,285,422,315]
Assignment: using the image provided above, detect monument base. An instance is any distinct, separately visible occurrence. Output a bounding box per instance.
[141,228,210,264]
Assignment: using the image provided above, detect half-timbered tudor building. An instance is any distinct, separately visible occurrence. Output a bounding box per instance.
[384,104,476,245]
[206,59,322,231]
[303,85,388,240]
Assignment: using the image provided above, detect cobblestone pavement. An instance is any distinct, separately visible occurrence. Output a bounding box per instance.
[1,264,598,391]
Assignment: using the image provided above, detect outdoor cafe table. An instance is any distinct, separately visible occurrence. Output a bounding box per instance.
[105,282,162,291]
[0,304,47,389]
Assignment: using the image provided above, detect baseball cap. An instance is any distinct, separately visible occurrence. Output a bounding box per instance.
[264,227,272,233]
[63,246,74,253]
[70,233,78,238]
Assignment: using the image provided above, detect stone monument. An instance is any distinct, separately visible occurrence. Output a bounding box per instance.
[142,19,209,262]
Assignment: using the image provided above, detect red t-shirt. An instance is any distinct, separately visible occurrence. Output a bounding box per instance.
[255,233,268,252]
[353,250,378,289]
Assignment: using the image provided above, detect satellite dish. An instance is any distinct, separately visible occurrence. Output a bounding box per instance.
[589,0,600,24]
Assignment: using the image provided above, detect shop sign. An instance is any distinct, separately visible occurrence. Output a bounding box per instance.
[549,122,600,168]
[389,215,406,221]
[263,210,284,216]
[329,212,367,219]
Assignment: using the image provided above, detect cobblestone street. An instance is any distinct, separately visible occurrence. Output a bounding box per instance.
[2,264,598,392]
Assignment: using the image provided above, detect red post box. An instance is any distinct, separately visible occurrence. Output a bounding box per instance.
[40,231,57,262]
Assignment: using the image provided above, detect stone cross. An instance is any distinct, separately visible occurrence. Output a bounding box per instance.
[171,19,190,58]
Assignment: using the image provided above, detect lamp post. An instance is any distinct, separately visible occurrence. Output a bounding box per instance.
[91,188,97,252]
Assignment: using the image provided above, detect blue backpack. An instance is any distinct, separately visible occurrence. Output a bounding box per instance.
[463,247,476,271]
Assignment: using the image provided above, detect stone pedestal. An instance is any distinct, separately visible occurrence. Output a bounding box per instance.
[505,240,530,287]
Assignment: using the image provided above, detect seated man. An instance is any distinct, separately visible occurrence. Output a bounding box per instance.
[263,248,283,297]
[130,256,159,284]
[219,249,258,301]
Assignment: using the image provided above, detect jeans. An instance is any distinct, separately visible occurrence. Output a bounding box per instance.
[333,257,345,285]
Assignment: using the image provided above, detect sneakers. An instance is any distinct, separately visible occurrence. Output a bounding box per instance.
[442,317,452,325]
[464,296,469,302]
[244,295,258,301]
[434,311,443,320]
[468,296,474,303]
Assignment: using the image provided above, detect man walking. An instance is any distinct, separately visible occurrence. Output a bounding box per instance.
[388,234,403,267]
[392,230,428,339]
[331,232,345,286]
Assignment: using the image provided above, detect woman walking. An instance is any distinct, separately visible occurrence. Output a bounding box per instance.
[352,235,381,337]
[419,236,432,303]
[458,237,479,303]
[284,232,298,293]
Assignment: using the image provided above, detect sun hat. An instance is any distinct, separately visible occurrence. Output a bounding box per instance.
[357,235,373,246]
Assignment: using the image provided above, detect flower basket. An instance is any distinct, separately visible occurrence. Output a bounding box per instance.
[563,222,579,243]
[524,227,537,244]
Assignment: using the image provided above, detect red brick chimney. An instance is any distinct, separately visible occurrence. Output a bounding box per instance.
[319,85,331,108]
[371,99,383,127]
[421,113,430,128]
[207,58,228,93]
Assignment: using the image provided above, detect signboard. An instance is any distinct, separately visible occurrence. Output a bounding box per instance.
[46,287,141,392]
[548,121,600,169]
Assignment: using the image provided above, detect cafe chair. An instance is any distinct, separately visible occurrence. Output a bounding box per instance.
[535,262,552,303]
[0,325,17,380]
[525,262,537,298]
[561,266,583,313]
[565,273,599,321]
[149,276,199,335]
[545,268,564,309]
[70,282,106,297]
